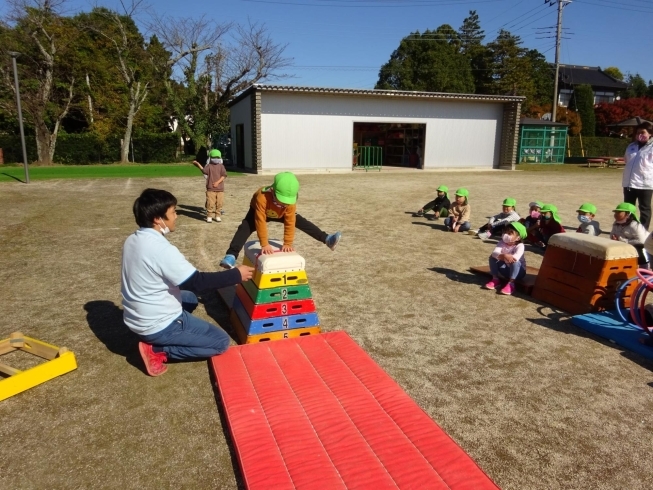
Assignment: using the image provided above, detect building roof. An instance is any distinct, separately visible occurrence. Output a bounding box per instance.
[556,65,628,90]
[228,84,526,107]
[521,117,568,127]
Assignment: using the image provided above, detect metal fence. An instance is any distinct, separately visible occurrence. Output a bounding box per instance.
[354,146,382,171]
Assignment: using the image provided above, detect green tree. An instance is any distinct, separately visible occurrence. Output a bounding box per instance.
[624,73,648,99]
[458,10,491,94]
[568,84,595,136]
[648,80,653,99]
[0,0,79,165]
[375,25,474,93]
[485,30,535,99]
[525,49,554,109]
[603,66,624,81]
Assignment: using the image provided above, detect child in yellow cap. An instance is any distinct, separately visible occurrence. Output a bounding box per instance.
[576,203,601,236]
[220,172,341,269]
[471,197,520,239]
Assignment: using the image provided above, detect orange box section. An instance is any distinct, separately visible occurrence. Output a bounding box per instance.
[211,332,499,489]
[235,284,316,320]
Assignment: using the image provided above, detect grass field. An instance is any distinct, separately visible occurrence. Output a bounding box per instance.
[1,168,652,490]
[0,163,244,182]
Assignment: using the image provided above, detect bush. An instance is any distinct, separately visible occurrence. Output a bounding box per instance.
[0,132,180,164]
[567,136,629,157]
[569,84,596,137]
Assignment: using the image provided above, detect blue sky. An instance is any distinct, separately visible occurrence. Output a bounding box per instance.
[5,0,653,89]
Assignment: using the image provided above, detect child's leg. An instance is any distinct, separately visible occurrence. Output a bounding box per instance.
[458,221,471,232]
[215,192,224,220]
[225,208,257,258]
[438,207,449,218]
[489,224,504,237]
[508,262,526,282]
[478,223,490,233]
[295,214,329,243]
[206,191,217,218]
[444,217,453,229]
[635,245,650,268]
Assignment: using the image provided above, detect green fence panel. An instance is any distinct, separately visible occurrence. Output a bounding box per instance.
[355,146,382,171]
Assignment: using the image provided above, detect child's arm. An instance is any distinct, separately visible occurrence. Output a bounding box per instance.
[213,176,226,187]
[254,193,271,250]
[192,161,204,171]
[282,205,297,251]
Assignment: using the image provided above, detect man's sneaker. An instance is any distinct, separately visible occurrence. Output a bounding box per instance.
[215,216,222,222]
[468,230,478,236]
[478,231,491,240]
[484,278,501,290]
[206,217,213,223]
[220,254,236,269]
[500,282,516,295]
[138,342,167,377]
[325,231,342,251]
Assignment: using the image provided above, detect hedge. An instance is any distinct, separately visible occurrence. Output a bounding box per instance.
[0,132,180,164]
[567,137,629,158]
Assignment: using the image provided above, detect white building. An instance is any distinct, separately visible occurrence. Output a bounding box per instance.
[229,85,524,174]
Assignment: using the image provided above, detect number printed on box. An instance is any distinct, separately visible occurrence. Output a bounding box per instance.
[282,317,289,329]
[281,304,288,315]
[281,288,288,299]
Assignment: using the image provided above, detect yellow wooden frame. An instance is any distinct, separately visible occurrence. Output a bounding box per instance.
[0,332,77,401]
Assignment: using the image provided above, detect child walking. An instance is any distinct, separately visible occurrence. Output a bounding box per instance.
[192,149,226,223]
[484,222,528,296]
[472,197,520,239]
[576,203,602,236]
[219,172,341,269]
[530,204,565,248]
[444,188,471,233]
[414,185,450,221]
[611,202,650,268]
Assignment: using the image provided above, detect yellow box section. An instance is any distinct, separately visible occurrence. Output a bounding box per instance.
[230,310,320,344]
[243,256,309,289]
[0,350,77,402]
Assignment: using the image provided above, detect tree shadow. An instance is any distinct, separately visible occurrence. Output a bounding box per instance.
[1,173,24,183]
[83,300,144,372]
[526,305,653,373]
[428,267,483,286]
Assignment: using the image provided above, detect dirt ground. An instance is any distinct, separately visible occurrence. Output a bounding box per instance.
[1,168,652,490]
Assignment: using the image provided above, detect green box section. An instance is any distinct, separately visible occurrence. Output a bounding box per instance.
[242,280,313,304]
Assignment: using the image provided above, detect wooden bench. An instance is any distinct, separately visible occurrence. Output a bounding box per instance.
[586,158,607,168]
[607,157,625,168]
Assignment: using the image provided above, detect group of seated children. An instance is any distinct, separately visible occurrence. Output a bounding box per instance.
[414,186,651,295]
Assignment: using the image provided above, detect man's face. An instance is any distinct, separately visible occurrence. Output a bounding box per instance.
[160,205,178,233]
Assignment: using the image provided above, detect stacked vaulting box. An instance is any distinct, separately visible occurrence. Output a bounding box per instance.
[230,240,321,344]
[532,234,640,315]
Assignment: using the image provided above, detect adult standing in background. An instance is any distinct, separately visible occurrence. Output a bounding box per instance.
[623,121,653,229]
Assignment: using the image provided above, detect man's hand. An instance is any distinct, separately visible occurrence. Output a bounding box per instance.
[261,245,275,255]
[281,245,294,252]
[236,265,255,282]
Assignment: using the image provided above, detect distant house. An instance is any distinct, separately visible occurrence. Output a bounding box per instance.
[554,64,628,107]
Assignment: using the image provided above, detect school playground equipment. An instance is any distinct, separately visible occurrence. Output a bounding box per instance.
[211,331,499,489]
[0,332,77,401]
[230,240,321,344]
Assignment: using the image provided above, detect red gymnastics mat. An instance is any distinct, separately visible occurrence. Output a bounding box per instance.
[210,331,499,489]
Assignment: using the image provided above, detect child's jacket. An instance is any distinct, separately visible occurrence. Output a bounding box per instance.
[423,195,451,212]
[491,240,526,267]
[449,203,471,223]
[488,210,520,227]
[251,186,297,247]
[202,161,226,191]
[611,219,648,246]
[576,220,601,236]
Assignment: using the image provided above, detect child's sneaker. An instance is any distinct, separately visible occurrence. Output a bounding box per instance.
[215,216,222,222]
[206,217,213,223]
[220,209,226,215]
[220,254,236,269]
[468,230,478,236]
[413,210,424,217]
[484,278,501,290]
[138,342,167,377]
[428,215,439,221]
[326,232,342,251]
[500,282,516,295]
[478,231,491,240]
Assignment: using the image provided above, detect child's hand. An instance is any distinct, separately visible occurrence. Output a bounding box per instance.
[281,245,294,252]
[453,224,460,233]
[434,212,440,218]
[213,182,219,187]
[236,265,255,282]
[504,254,517,264]
[261,245,275,255]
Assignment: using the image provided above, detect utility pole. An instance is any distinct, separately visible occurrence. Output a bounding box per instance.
[8,52,30,184]
[550,0,571,123]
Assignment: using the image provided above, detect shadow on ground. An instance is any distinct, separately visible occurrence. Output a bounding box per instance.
[177,203,206,222]
[527,305,653,374]
[429,267,483,286]
[84,300,143,372]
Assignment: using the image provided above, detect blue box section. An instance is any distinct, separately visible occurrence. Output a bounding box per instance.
[571,310,653,360]
[232,295,320,335]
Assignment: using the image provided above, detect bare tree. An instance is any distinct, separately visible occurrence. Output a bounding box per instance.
[0,0,76,165]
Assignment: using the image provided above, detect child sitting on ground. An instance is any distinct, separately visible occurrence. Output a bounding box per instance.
[414,185,450,221]
[483,222,528,296]
[192,149,226,223]
[576,203,602,236]
[530,203,565,248]
[611,202,650,268]
[521,201,542,243]
[471,197,520,239]
[444,188,471,233]
[219,172,341,269]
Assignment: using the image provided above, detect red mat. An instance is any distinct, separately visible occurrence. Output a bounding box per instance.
[211,332,499,489]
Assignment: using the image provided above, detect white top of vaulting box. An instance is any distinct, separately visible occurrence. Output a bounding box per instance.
[244,240,306,273]
[549,233,638,260]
